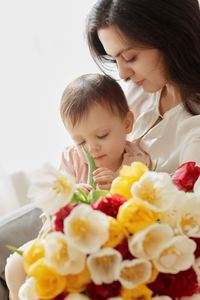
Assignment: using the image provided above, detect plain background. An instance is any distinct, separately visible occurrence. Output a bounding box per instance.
[0,0,103,175]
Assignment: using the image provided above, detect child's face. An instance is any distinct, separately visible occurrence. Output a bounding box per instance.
[65,103,133,171]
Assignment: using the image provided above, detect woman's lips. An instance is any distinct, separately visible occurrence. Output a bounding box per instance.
[136,79,145,86]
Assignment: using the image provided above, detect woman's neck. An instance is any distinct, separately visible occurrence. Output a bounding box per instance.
[159,84,182,116]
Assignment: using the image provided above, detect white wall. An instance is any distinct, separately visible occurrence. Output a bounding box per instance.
[0,0,100,175]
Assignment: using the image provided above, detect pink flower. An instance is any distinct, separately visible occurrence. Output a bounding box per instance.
[91,194,126,218]
[172,162,200,192]
[148,267,198,299]
[114,238,134,260]
[87,281,121,300]
[51,203,79,233]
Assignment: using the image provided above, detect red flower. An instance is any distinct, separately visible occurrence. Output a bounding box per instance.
[87,281,121,300]
[91,194,126,218]
[51,203,79,233]
[114,238,134,260]
[191,237,200,258]
[172,161,200,192]
[148,267,198,299]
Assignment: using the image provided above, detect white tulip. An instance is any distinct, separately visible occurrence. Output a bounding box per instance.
[44,232,85,275]
[160,192,186,232]
[18,278,37,300]
[87,247,122,284]
[153,235,196,273]
[118,258,152,289]
[128,223,174,260]
[27,163,76,215]
[131,171,178,212]
[177,193,200,237]
[64,204,109,253]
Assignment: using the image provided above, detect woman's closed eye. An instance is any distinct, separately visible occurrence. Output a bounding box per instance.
[124,56,136,63]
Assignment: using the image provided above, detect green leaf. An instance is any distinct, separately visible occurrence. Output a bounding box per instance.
[70,192,81,203]
[6,245,23,256]
[88,190,109,203]
[76,188,88,201]
[82,146,96,189]
[70,191,90,204]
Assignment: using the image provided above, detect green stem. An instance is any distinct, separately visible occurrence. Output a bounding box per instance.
[82,146,96,189]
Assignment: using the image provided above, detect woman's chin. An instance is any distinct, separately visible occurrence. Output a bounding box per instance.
[140,82,165,93]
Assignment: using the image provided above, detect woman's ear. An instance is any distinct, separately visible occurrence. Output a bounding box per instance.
[124,111,134,134]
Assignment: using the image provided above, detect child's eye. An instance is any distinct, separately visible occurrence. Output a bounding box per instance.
[78,141,85,146]
[97,134,108,139]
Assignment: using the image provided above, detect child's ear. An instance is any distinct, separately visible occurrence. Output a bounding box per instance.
[124,111,134,134]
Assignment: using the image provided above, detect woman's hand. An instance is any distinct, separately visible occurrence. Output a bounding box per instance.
[76,183,94,195]
[93,167,116,190]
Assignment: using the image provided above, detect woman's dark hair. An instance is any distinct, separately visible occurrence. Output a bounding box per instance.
[86,0,200,115]
[60,73,130,126]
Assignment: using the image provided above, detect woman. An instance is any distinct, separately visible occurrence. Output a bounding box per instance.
[86,0,200,173]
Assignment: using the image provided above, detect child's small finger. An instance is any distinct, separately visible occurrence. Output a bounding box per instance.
[94,175,113,183]
[98,183,111,190]
[93,167,110,175]
[93,168,104,175]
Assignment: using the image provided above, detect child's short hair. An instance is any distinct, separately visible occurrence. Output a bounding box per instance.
[60,73,130,126]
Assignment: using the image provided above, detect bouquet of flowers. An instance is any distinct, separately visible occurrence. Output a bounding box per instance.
[17,161,200,300]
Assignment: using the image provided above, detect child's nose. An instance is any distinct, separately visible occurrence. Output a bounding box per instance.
[87,143,100,153]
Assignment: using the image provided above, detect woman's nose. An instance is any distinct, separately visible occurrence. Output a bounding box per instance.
[117,59,134,80]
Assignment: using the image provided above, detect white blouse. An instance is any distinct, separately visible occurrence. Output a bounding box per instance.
[126,83,200,174]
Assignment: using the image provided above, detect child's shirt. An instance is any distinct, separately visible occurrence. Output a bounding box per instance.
[60,141,151,183]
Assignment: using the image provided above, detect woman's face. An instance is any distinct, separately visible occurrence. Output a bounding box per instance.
[98,26,167,93]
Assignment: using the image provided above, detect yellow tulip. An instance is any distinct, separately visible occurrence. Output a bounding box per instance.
[110,162,148,200]
[121,284,153,300]
[65,265,91,293]
[23,239,45,275]
[117,199,159,235]
[29,258,67,299]
[103,216,125,248]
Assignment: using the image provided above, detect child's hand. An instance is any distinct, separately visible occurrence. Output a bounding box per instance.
[93,167,116,190]
[76,183,94,195]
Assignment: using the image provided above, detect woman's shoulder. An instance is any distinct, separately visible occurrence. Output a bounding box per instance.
[175,108,200,136]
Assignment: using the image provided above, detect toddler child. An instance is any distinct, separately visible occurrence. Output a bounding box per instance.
[5,73,151,300]
[60,73,151,193]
